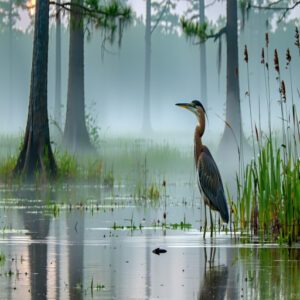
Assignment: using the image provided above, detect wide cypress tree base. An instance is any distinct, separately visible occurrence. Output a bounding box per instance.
[14,131,57,180]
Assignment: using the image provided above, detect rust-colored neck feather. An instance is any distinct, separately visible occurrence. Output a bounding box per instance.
[194,109,206,165]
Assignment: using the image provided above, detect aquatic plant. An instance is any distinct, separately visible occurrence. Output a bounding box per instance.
[0,155,17,183]
[85,103,102,148]
[0,251,5,266]
[236,34,300,244]
[103,168,114,188]
[148,181,160,200]
[239,247,300,299]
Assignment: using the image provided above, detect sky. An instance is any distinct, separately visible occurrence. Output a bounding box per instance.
[127,0,226,22]
[19,0,227,30]
[18,0,300,32]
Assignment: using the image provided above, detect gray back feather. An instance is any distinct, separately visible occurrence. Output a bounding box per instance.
[197,147,229,223]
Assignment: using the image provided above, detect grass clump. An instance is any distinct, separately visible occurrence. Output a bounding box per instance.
[56,152,79,180]
[236,32,300,244]
[0,251,5,266]
[237,140,300,244]
[0,155,17,183]
[148,182,160,200]
[103,169,114,188]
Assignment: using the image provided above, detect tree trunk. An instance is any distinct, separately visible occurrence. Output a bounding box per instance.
[63,0,94,153]
[8,0,13,130]
[199,0,207,107]
[142,0,152,133]
[219,0,246,154]
[54,0,62,130]
[14,0,57,178]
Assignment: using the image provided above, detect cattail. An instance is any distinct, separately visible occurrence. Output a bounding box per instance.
[286,48,291,67]
[265,32,269,48]
[280,80,286,102]
[295,27,300,53]
[244,45,248,63]
[255,124,259,142]
[162,180,166,187]
[261,48,265,64]
[235,67,238,78]
[274,49,280,73]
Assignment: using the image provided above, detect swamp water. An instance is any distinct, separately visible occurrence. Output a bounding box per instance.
[0,183,299,300]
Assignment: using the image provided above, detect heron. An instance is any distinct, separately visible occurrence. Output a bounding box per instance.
[176,100,229,238]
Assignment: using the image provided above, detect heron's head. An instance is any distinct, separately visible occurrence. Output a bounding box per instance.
[176,100,206,121]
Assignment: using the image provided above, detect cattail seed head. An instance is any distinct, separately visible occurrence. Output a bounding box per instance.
[280,80,286,102]
[261,48,265,64]
[286,48,291,67]
[255,125,259,142]
[274,49,280,73]
[295,27,300,53]
[244,45,248,63]
[265,32,269,48]
[235,67,238,78]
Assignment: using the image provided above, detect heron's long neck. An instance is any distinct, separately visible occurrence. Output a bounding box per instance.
[194,111,205,165]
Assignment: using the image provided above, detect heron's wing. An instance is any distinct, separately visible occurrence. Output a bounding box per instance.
[197,147,229,222]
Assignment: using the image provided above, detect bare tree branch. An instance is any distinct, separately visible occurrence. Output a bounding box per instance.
[251,0,300,22]
[192,25,226,45]
[151,0,170,34]
[186,0,218,22]
[206,25,227,42]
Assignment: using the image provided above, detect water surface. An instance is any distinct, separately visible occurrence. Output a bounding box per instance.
[0,185,299,299]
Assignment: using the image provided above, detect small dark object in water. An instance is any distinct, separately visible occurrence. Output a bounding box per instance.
[152,248,167,255]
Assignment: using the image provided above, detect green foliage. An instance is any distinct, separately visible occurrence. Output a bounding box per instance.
[103,169,114,187]
[0,251,5,266]
[148,181,160,200]
[237,140,300,243]
[112,221,139,231]
[0,135,190,184]
[56,152,79,180]
[96,283,105,290]
[85,158,102,181]
[81,0,132,45]
[0,155,17,183]
[85,103,101,148]
[180,17,211,41]
[236,33,300,244]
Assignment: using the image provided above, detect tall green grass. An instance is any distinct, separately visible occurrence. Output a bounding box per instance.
[236,29,300,244]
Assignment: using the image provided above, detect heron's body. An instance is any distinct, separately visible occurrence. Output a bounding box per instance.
[176,100,229,238]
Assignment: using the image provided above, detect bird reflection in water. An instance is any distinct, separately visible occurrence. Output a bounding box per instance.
[198,247,228,300]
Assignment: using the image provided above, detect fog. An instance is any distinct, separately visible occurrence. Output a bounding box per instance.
[0,4,299,149]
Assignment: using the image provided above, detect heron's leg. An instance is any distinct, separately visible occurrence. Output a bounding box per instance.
[204,247,207,275]
[212,247,216,263]
[209,247,214,268]
[203,204,207,239]
[210,209,213,238]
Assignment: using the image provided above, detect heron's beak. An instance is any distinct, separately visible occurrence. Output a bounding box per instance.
[175,103,194,111]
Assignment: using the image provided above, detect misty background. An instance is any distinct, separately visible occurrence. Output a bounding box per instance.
[0,2,299,147]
